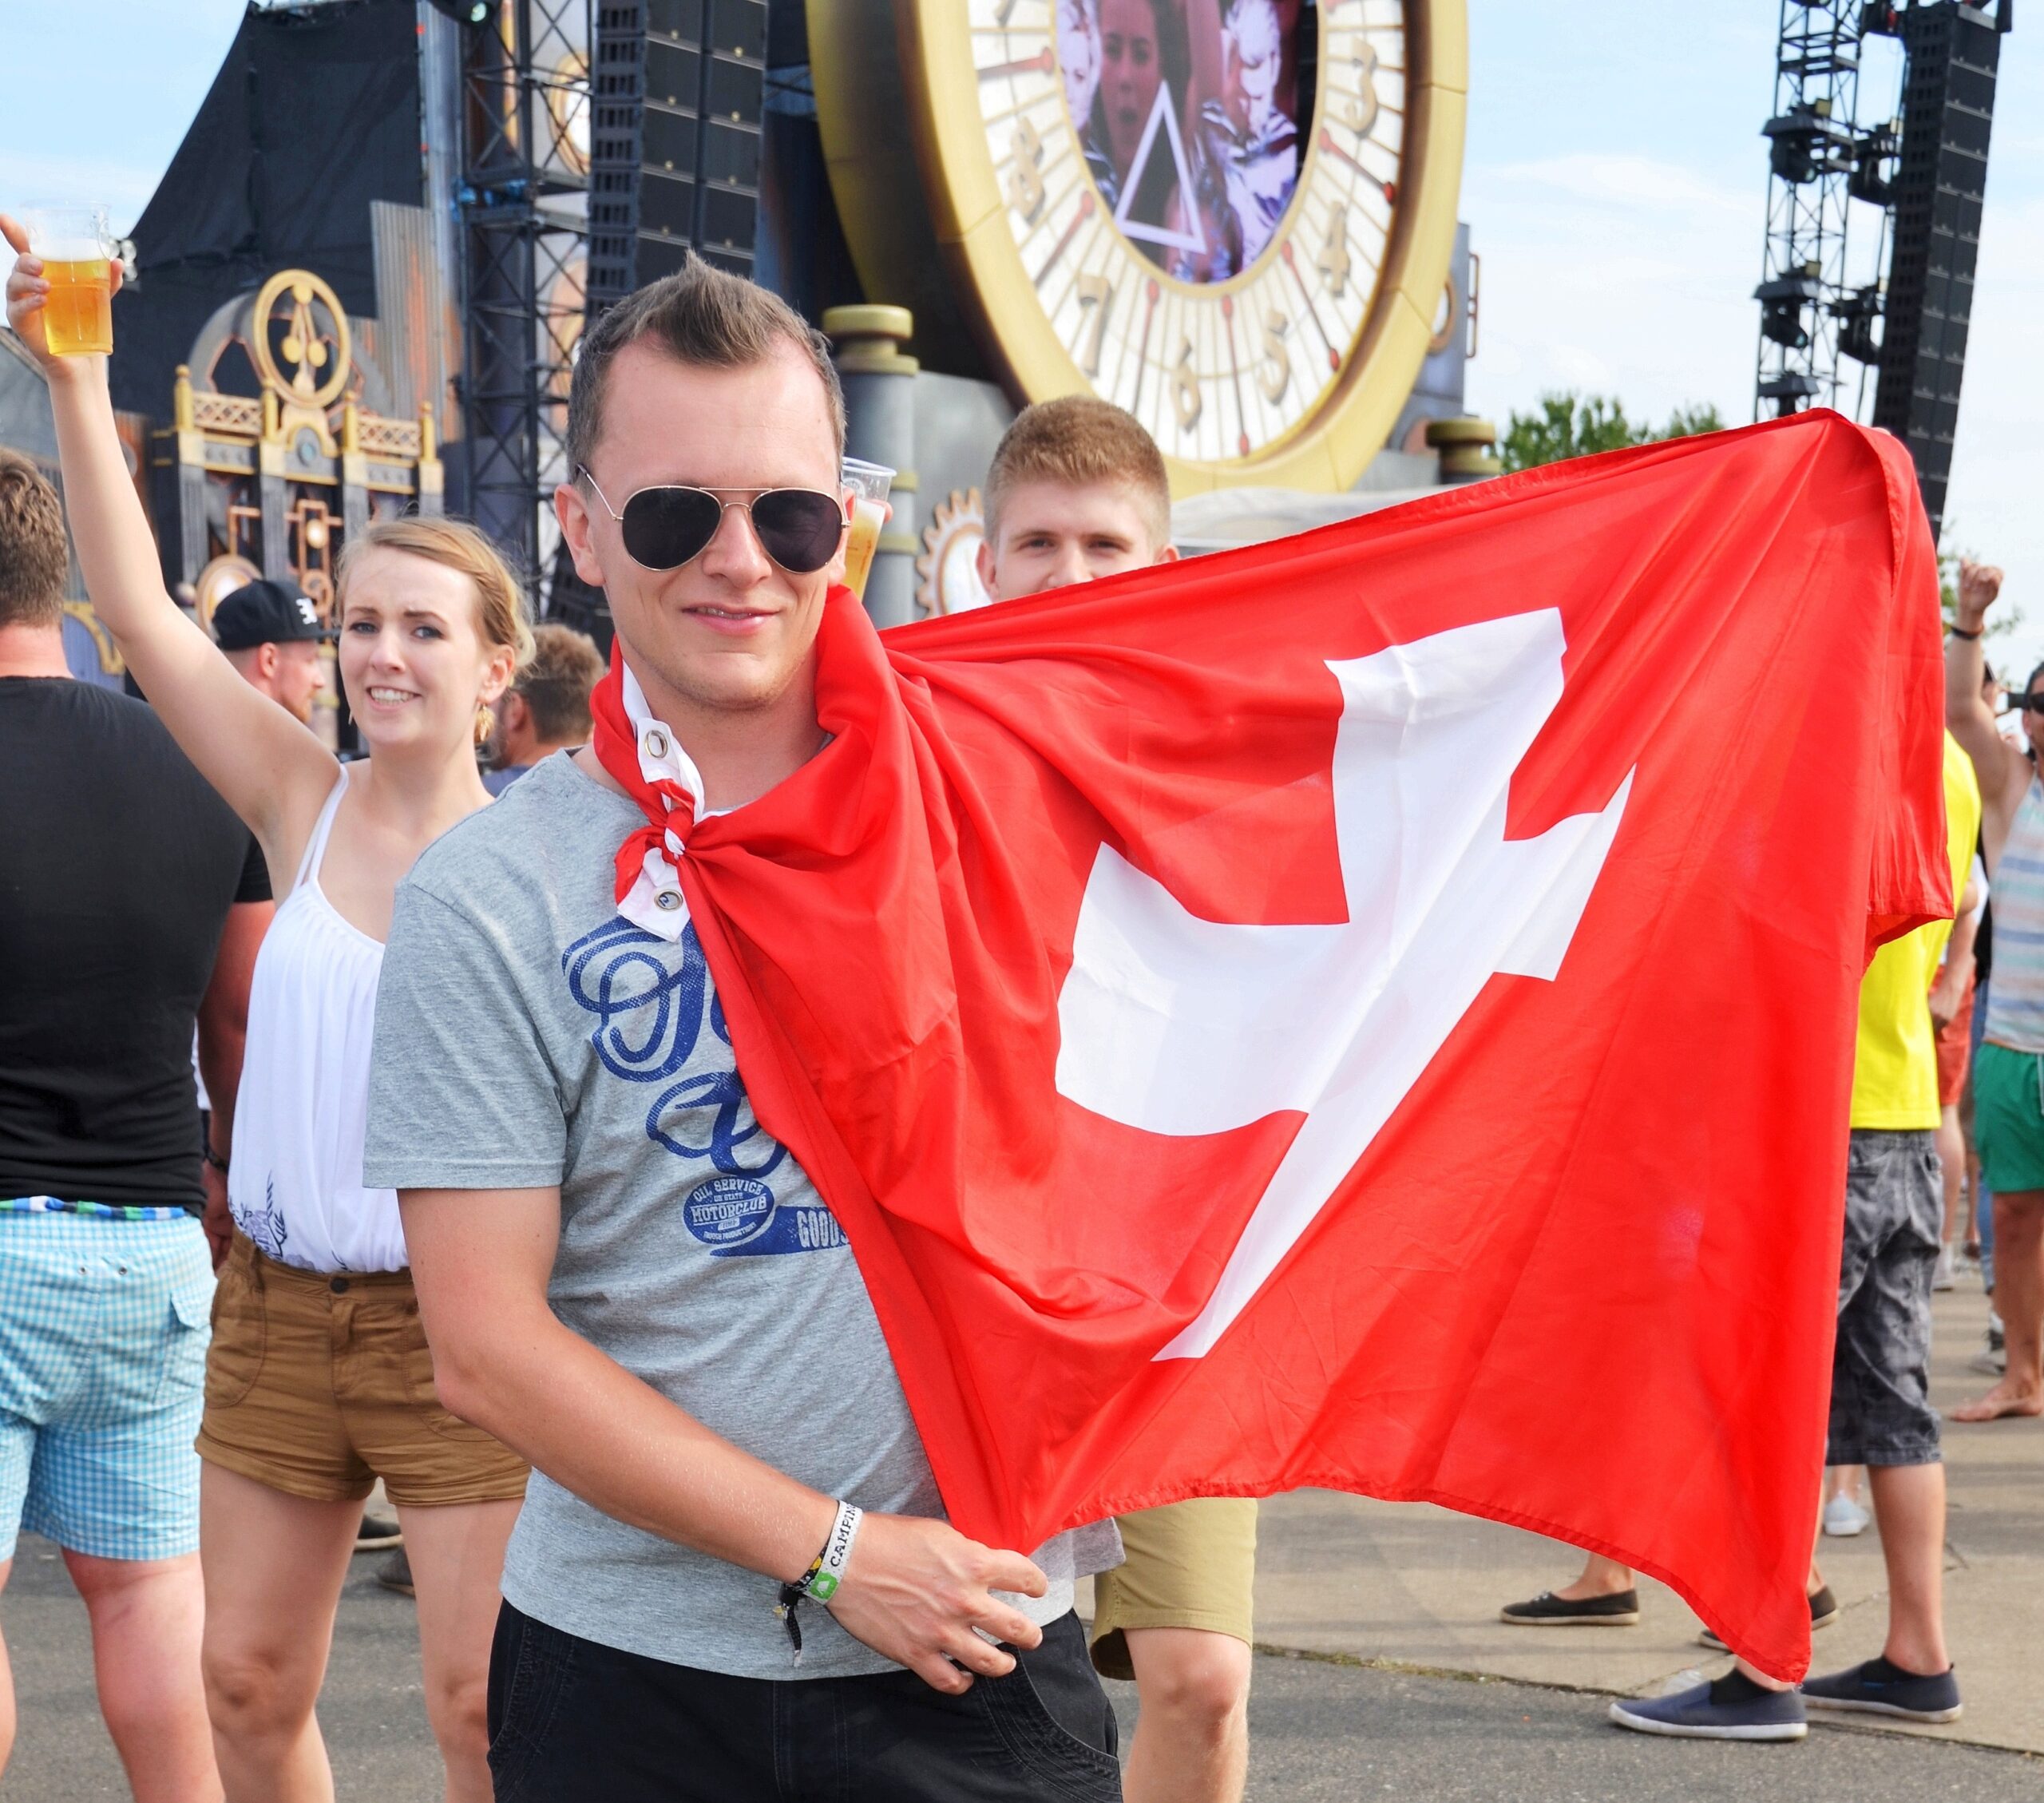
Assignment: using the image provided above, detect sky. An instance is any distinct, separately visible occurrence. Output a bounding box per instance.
[2,1,2036,655]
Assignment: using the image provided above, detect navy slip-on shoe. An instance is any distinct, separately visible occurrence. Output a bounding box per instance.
[1609,1678,1808,1741]
[1802,1657,1963,1724]
[1501,1588,1641,1626]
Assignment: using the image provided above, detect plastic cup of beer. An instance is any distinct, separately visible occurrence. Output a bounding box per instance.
[841,457,894,603]
[23,207,115,357]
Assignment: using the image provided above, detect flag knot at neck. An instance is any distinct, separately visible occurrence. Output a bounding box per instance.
[590,648,707,941]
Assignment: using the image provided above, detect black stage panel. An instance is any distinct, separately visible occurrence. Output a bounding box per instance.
[110,0,422,417]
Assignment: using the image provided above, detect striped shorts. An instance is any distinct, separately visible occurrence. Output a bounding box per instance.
[0,1211,214,1562]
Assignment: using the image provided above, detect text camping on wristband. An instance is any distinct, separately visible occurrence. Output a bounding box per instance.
[774,1500,862,1662]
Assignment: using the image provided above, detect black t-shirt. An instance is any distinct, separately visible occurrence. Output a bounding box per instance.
[0,677,269,1207]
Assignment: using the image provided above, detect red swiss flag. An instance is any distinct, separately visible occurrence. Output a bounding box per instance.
[655,411,1947,1680]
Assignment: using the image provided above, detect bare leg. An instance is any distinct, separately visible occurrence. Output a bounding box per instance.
[1120,1627,1250,1803]
[1552,1551,1633,1599]
[198,1464,358,1803]
[395,1500,518,1803]
[1866,1463,1951,1674]
[64,1548,221,1802]
[1936,1104,1966,1250]
[1953,1189,2044,1419]
[0,1558,14,1779]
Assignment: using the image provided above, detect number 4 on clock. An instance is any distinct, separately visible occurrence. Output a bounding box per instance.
[1317,211,1351,296]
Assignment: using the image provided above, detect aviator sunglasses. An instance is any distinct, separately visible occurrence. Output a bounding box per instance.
[579,467,847,574]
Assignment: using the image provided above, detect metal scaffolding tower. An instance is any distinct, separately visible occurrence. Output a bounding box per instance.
[453,0,592,608]
[1753,1,1865,418]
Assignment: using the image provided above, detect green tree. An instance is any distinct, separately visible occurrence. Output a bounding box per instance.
[1498,392,1727,474]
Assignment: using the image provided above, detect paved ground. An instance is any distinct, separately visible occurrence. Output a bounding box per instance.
[5,1281,2037,1798]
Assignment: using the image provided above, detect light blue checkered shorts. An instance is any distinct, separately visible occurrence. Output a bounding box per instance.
[0,1211,214,1562]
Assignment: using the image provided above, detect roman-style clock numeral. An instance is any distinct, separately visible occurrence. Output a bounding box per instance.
[1317,212,1352,296]
[1258,310,1290,403]
[1008,117,1046,224]
[1075,273,1114,378]
[1171,338,1202,431]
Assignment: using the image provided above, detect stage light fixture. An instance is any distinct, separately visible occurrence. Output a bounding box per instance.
[1830,282,1885,363]
[426,0,490,26]
[1848,120,1900,206]
[1764,102,1851,185]
[1755,273,1822,350]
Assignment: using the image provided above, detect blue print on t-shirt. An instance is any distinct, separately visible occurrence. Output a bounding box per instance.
[563,917,819,1257]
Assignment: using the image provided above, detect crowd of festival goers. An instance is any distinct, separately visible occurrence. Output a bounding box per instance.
[0,221,2032,1800]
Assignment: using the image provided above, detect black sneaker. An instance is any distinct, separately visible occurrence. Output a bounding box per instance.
[376,1547,415,1598]
[1803,1655,1962,1724]
[1501,1588,1640,1627]
[354,1510,402,1554]
[1698,1584,1836,1651]
[1609,1671,1807,1741]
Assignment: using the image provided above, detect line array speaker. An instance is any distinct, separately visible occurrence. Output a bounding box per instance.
[1872,2,2006,538]
[588,0,767,312]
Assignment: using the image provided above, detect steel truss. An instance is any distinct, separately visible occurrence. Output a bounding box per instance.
[1753,1,1866,418]
[456,0,592,612]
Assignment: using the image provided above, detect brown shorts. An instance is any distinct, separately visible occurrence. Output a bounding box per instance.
[1089,1497,1258,1681]
[196,1232,528,1508]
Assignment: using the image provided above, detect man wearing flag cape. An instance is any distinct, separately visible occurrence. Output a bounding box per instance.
[366,255,1951,1797]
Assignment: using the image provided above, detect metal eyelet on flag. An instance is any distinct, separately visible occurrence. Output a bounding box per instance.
[656,891,682,912]
[645,729,669,759]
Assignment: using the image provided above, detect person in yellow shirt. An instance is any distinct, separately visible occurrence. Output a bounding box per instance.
[1795,730,1979,1726]
[1610,731,1979,1741]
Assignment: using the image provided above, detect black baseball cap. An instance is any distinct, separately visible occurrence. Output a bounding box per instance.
[212,579,331,650]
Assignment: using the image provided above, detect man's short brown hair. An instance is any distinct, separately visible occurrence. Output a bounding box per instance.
[513,620,605,743]
[983,398,1171,549]
[0,449,69,629]
[567,255,846,477]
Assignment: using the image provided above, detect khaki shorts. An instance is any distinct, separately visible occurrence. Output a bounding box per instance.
[1088,1497,1258,1680]
[196,1232,528,1508]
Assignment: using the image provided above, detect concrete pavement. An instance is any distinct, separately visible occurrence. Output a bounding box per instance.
[1238,1282,2044,1756]
[4,1281,2036,1797]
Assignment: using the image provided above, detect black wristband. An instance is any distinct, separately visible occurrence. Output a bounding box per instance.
[1949,625,1983,641]
[202,1144,229,1173]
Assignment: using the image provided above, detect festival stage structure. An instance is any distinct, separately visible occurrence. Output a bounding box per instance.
[24,0,1485,675]
[1752,0,2012,537]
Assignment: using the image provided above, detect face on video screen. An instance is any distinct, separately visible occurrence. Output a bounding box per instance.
[1059,0,1311,284]
[966,0,1412,470]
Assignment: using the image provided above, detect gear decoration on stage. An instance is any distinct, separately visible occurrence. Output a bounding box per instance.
[814,0,1467,493]
[915,489,994,617]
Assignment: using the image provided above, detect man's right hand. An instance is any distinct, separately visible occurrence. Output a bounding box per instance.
[1958,558,2005,633]
[823,1511,1048,1694]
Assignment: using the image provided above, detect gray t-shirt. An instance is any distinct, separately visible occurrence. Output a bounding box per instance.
[364,755,1115,1678]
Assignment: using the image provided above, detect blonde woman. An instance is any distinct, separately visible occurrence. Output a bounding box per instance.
[6,223,529,1803]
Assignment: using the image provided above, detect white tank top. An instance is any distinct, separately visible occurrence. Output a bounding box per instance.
[228,768,405,1273]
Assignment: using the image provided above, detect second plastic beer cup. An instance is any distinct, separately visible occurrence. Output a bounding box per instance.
[841,458,894,603]
[24,207,115,357]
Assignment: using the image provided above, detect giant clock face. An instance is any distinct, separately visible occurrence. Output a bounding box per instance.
[976,0,1404,466]
[823,1,1465,492]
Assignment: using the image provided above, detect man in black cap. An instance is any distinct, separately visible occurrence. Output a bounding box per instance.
[212,577,328,726]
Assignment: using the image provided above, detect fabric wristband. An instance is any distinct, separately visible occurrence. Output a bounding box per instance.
[1949,625,1983,640]
[774,1500,863,1662]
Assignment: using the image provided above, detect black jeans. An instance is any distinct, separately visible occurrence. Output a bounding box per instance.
[485,1601,1123,1802]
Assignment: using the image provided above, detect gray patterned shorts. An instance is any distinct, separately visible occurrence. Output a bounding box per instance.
[1828,1128,1943,1468]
